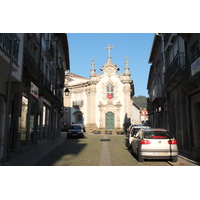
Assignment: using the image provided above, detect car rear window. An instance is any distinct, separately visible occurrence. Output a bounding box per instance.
[144,131,173,139]
[131,128,140,136]
[70,126,81,129]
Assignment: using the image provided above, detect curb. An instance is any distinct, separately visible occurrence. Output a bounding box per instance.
[168,154,200,166]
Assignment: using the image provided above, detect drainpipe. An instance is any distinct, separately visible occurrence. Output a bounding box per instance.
[2,34,14,165]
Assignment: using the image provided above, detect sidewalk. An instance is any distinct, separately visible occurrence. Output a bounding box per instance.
[168,152,200,166]
[4,132,200,166]
[5,132,67,166]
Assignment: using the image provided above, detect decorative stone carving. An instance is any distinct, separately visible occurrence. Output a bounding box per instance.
[102,81,118,101]
[97,100,122,130]
[116,101,122,108]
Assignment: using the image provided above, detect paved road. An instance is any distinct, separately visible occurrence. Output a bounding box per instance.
[36,134,171,166]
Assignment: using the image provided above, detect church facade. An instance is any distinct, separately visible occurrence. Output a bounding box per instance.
[62,45,135,133]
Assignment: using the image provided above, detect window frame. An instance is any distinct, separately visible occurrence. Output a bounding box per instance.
[107,84,114,99]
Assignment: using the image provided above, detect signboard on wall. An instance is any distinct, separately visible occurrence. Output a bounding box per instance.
[30,82,39,99]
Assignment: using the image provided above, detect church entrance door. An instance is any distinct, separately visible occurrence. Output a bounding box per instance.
[105,112,114,130]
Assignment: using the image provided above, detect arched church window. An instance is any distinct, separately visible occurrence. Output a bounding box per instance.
[107,84,114,99]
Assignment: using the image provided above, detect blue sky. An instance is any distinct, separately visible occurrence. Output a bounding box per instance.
[67,33,155,97]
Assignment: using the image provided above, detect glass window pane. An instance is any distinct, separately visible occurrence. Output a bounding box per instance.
[20,96,28,146]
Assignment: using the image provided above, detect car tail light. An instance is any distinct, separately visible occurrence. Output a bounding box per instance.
[168,140,177,144]
[140,140,151,144]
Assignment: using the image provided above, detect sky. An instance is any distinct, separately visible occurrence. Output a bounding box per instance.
[67,33,155,97]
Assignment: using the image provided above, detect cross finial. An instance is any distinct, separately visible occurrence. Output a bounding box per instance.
[124,56,131,76]
[125,56,129,66]
[91,58,95,68]
[90,58,96,77]
[105,44,114,59]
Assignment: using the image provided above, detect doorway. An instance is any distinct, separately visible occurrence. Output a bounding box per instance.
[105,112,114,130]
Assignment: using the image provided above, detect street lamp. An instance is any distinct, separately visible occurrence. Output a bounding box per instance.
[64,88,70,96]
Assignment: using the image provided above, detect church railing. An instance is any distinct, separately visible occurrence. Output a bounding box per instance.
[73,100,84,107]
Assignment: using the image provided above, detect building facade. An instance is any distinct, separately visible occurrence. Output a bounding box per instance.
[147,33,200,160]
[0,33,24,164]
[132,103,140,125]
[140,109,148,124]
[180,33,200,160]
[62,46,135,133]
[147,34,166,129]
[0,33,70,164]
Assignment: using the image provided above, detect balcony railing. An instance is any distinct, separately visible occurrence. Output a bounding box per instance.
[73,100,84,107]
[182,51,200,91]
[24,48,40,81]
[57,57,63,69]
[164,52,185,87]
[0,33,20,63]
[45,40,54,60]
[152,85,163,102]
[57,57,65,81]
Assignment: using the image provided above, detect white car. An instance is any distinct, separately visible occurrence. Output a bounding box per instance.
[130,128,178,162]
[128,125,150,148]
[126,124,135,136]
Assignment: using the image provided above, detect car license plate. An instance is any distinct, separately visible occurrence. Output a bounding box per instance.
[72,134,77,136]
[153,152,167,155]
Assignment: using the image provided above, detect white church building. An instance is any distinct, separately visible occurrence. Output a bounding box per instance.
[61,44,137,133]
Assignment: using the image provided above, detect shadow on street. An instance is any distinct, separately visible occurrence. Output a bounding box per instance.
[36,137,87,166]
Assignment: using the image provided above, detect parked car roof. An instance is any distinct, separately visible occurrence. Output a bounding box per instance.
[144,128,169,131]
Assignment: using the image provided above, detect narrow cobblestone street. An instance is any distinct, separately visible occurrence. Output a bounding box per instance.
[36,134,171,166]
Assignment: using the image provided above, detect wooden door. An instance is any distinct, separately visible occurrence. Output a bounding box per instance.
[105,112,114,130]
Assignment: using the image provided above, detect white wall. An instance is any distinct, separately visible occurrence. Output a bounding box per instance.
[132,105,140,124]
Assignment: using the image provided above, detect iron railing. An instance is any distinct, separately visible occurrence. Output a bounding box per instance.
[151,85,163,102]
[45,40,54,60]
[73,100,84,107]
[164,52,185,86]
[182,50,200,89]
[0,33,20,63]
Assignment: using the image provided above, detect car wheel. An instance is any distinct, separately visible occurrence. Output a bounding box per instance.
[171,156,178,162]
[130,146,134,155]
[137,149,144,162]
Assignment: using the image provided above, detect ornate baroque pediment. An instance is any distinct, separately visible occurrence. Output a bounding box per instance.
[100,62,119,76]
[98,100,122,110]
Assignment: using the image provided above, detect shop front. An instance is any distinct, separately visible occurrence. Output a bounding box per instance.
[18,82,61,150]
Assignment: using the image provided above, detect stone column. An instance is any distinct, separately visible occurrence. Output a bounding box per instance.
[89,86,96,124]
[123,57,133,129]
[123,84,131,129]
[98,102,104,129]
[85,84,97,132]
[116,101,122,129]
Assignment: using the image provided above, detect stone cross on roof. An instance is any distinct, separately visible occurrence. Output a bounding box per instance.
[105,44,114,60]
